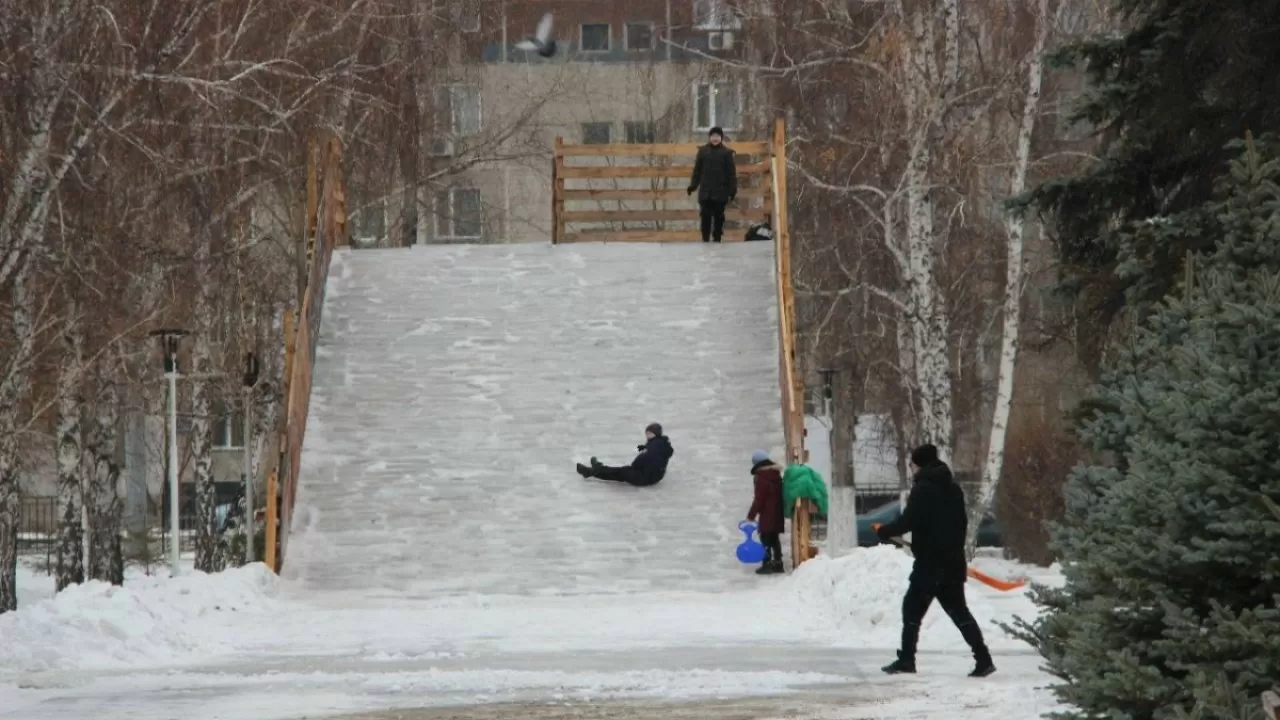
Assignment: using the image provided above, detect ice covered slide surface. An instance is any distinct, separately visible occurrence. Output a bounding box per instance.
[284,242,784,598]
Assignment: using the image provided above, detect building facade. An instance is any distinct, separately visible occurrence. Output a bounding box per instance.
[350,0,767,247]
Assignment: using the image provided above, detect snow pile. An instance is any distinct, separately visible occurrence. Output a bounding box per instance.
[782,546,1003,647]
[0,563,279,674]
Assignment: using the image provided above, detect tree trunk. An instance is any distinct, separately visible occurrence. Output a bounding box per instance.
[85,363,124,584]
[0,259,36,612]
[903,141,954,455]
[966,0,1048,557]
[191,335,217,572]
[826,368,861,554]
[55,311,85,590]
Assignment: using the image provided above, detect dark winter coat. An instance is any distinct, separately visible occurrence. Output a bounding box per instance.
[747,461,785,534]
[689,143,737,203]
[630,435,674,486]
[876,460,968,584]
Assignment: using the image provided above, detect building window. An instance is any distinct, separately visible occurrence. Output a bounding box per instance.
[625,23,654,50]
[580,23,611,52]
[693,0,741,28]
[625,121,656,144]
[212,401,245,449]
[435,188,483,240]
[582,122,612,144]
[693,82,742,131]
[435,85,482,135]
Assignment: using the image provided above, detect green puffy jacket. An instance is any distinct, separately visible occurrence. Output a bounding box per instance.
[782,463,829,517]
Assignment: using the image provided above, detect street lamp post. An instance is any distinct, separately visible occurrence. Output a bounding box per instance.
[242,352,259,564]
[150,329,188,576]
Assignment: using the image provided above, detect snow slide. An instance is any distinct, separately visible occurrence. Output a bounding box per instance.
[283,242,785,598]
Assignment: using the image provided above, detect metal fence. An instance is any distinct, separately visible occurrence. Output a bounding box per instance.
[18,496,207,572]
[855,482,902,514]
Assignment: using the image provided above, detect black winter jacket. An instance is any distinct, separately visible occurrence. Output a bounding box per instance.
[877,461,969,584]
[689,144,737,203]
[630,435,674,486]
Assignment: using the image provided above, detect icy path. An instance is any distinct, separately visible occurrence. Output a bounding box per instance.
[285,242,783,597]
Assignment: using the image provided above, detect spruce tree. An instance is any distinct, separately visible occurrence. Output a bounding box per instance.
[1021,0,1280,326]
[1010,136,1280,719]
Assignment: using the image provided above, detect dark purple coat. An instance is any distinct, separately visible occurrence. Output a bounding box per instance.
[747,462,785,535]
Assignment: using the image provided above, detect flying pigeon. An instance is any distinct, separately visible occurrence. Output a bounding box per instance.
[515,12,557,57]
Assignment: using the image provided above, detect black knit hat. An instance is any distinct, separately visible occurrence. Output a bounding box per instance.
[645,422,663,436]
[910,443,939,467]
[708,126,724,138]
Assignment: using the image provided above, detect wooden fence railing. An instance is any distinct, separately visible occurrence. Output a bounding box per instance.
[769,118,805,467]
[765,119,812,569]
[551,136,774,243]
[264,132,347,572]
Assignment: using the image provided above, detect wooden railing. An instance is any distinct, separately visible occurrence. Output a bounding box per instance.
[264,132,347,572]
[770,119,805,466]
[767,119,813,568]
[551,136,774,243]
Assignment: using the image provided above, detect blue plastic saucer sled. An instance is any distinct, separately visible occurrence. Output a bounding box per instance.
[736,521,766,564]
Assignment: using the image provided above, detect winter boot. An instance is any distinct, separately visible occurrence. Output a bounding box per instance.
[576,463,594,478]
[590,457,603,470]
[969,650,995,677]
[755,559,783,575]
[881,651,915,674]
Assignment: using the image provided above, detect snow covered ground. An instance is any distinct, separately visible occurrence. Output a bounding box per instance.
[3,245,1066,718]
[3,549,1064,719]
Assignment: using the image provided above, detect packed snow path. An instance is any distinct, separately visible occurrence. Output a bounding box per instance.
[284,242,784,598]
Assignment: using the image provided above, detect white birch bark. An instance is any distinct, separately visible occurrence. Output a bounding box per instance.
[965,0,1050,556]
[85,364,123,584]
[55,309,86,590]
[0,259,36,612]
[893,0,957,458]
[191,282,218,572]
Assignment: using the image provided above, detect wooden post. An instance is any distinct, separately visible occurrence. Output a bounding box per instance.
[771,118,804,464]
[264,470,278,570]
[552,137,565,244]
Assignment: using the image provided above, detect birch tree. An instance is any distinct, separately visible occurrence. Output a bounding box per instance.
[54,305,86,590]
[84,358,124,584]
[965,0,1051,554]
[0,259,36,611]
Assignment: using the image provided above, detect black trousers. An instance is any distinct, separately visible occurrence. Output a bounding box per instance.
[760,531,782,562]
[592,464,658,487]
[899,578,990,661]
[699,199,726,242]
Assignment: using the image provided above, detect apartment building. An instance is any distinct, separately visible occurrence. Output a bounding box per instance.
[351,0,767,246]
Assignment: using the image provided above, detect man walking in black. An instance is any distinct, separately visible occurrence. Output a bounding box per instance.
[876,444,995,677]
[688,126,737,243]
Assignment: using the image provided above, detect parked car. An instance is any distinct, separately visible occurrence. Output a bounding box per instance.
[855,500,1002,547]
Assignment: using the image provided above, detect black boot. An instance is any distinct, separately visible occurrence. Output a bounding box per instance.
[969,648,995,677]
[590,457,602,470]
[576,463,593,478]
[958,620,994,676]
[881,651,915,674]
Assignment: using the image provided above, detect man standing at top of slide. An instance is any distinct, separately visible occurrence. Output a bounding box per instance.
[688,127,736,243]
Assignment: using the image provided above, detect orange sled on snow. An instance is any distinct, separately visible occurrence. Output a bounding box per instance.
[875,526,1029,592]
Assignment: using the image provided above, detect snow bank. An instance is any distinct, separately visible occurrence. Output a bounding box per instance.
[0,564,279,674]
[781,546,1011,648]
